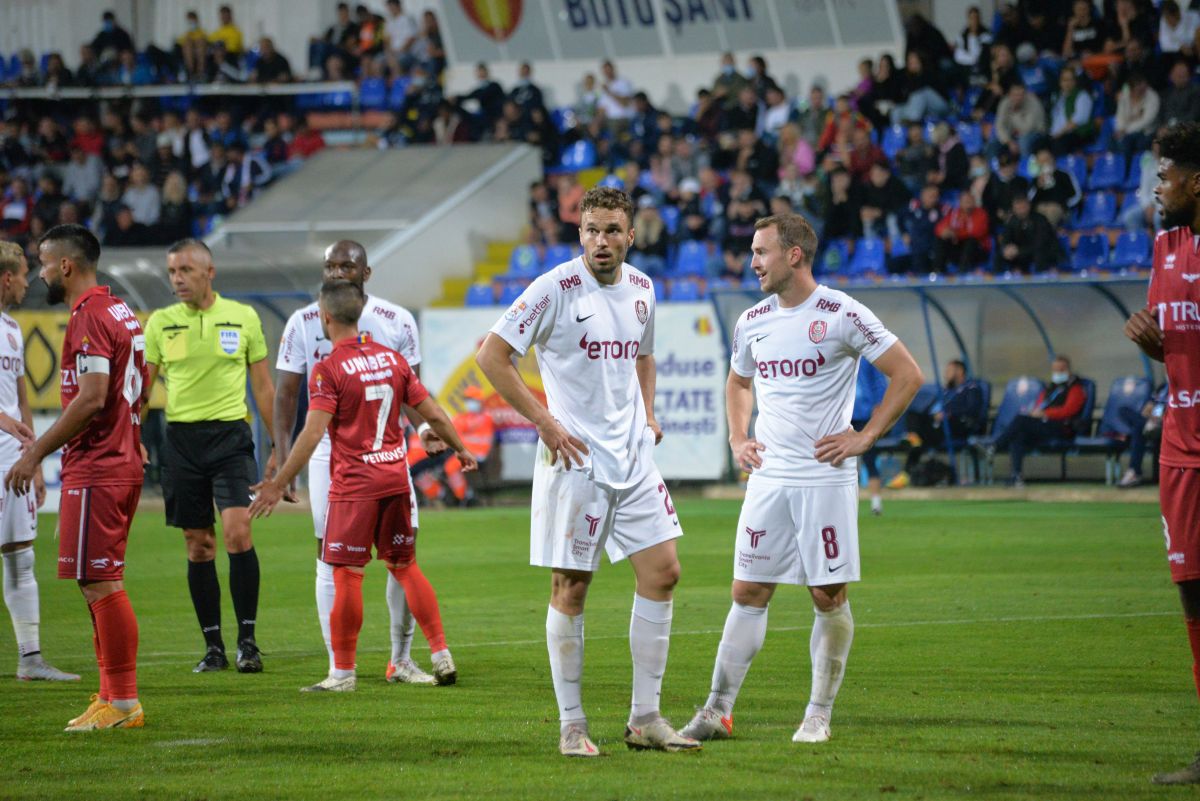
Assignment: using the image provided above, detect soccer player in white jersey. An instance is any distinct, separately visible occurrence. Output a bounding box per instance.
[681,213,922,744]
[275,240,446,685]
[0,242,78,682]
[477,187,699,757]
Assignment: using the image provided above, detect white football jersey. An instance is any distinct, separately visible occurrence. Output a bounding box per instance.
[731,286,897,486]
[0,314,23,466]
[489,258,657,490]
[277,293,420,460]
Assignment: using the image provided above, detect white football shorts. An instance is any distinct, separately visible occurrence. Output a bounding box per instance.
[0,478,37,546]
[530,443,682,572]
[732,480,860,586]
[309,456,419,539]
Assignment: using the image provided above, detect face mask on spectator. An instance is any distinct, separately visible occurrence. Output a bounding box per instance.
[465,400,483,413]
[1051,371,1069,384]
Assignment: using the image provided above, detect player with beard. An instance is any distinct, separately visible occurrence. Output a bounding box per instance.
[6,224,148,730]
[680,213,922,745]
[1125,122,1200,785]
[275,240,450,684]
[477,187,699,757]
[0,241,78,683]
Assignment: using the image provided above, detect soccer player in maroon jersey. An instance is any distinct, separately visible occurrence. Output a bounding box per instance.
[1125,122,1200,785]
[4,224,148,730]
[249,280,476,691]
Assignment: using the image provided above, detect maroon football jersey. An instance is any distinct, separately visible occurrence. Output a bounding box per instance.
[1149,227,1200,468]
[308,333,429,500]
[60,286,147,489]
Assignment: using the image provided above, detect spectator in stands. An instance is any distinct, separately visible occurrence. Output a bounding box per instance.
[904,12,953,70]
[723,86,761,134]
[1104,0,1154,55]
[974,43,1018,119]
[91,10,135,66]
[63,144,104,206]
[510,62,545,113]
[630,196,669,276]
[1063,0,1105,59]
[355,4,385,57]
[998,194,1060,272]
[1112,71,1159,169]
[993,81,1046,158]
[458,63,506,133]
[760,86,793,141]
[746,55,781,100]
[76,45,104,87]
[2,177,34,238]
[177,10,209,81]
[982,149,1030,227]
[310,2,356,77]
[33,175,66,228]
[823,168,863,241]
[729,128,778,186]
[988,355,1088,486]
[992,3,1028,52]
[220,143,271,209]
[892,50,951,124]
[250,37,293,83]
[34,117,70,165]
[1160,60,1200,127]
[208,42,245,84]
[157,171,193,244]
[104,204,154,246]
[1159,0,1199,57]
[953,6,993,87]
[892,359,986,489]
[796,84,828,146]
[1029,145,1082,225]
[150,134,187,186]
[849,58,875,115]
[777,123,815,179]
[1023,9,1064,58]
[89,173,123,239]
[210,111,247,152]
[1048,68,1096,155]
[864,55,903,129]
[1122,131,1161,231]
[860,160,911,240]
[675,177,710,242]
[107,48,155,86]
[932,190,989,272]
[817,94,869,155]
[599,60,636,131]
[411,9,446,78]
[6,50,42,88]
[121,163,161,227]
[43,53,73,89]
[929,121,969,191]
[383,0,419,69]
[183,110,211,171]
[574,73,601,127]
[845,127,886,184]
[1117,384,1167,487]
[723,199,759,254]
[895,122,936,193]
[712,52,749,110]
[210,5,244,57]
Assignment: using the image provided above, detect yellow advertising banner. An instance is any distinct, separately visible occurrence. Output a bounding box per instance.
[11,310,166,411]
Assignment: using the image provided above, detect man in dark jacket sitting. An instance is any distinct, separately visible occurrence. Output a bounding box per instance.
[891,359,987,486]
[997,195,1061,273]
[989,355,1089,486]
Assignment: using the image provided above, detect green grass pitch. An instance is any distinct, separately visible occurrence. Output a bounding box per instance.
[0,498,1193,800]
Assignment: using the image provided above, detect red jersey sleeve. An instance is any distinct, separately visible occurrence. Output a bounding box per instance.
[1044,383,1087,421]
[77,306,117,361]
[308,360,339,415]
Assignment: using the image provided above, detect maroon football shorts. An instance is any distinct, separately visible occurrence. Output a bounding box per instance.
[322,494,415,567]
[58,484,141,581]
[1161,465,1200,583]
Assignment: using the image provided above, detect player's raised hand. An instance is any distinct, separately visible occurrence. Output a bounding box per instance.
[814,427,874,468]
[1124,307,1164,361]
[538,417,589,469]
[248,479,284,518]
[456,449,480,473]
[731,436,766,472]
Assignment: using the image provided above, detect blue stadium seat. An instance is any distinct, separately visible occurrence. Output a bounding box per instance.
[889,232,910,258]
[1071,191,1117,229]
[973,375,1045,482]
[1056,155,1088,189]
[506,244,541,278]
[653,280,666,302]
[848,237,886,275]
[741,274,761,292]
[881,124,907,159]
[324,90,353,108]
[1087,152,1125,190]
[1083,116,1114,155]
[1113,229,1152,268]
[667,279,702,301]
[956,121,983,155]
[598,173,625,190]
[1117,191,1142,221]
[659,204,680,235]
[672,240,709,276]
[1073,375,1152,483]
[550,107,576,133]
[295,93,323,111]
[559,140,596,171]
[1072,233,1110,269]
[816,239,851,276]
[388,77,411,110]
[1018,63,1049,96]
[1125,152,1147,191]
[497,282,525,305]
[542,244,573,269]
[464,283,495,306]
[359,77,388,110]
[243,47,261,72]
[6,55,19,80]
[707,277,735,295]
[39,52,51,74]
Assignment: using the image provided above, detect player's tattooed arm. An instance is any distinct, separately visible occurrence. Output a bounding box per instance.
[476,333,589,468]
[1124,307,1165,362]
[250,408,331,518]
[636,354,662,444]
[727,370,765,472]
[413,396,478,473]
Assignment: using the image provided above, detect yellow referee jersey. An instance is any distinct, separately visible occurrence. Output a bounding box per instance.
[144,294,267,423]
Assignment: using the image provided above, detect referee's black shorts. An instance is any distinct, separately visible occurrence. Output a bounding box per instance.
[162,420,259,529]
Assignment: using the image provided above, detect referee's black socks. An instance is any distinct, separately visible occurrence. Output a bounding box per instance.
[228,548,260,644]
[187,559,224,651]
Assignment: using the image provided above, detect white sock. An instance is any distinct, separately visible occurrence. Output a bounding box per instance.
[331,667,354,680]
[870,496,882,513]
[315,559,335,673]
[111,698,139,711]
[629,594,672,722]
[430,648,450,663]
[386,571,415,665]
[3,548,40,658]
[704,602,768,716]
[806,602,854,720]
[546,606,585,725]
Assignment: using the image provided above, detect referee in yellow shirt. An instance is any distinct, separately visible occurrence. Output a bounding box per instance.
[143,239,277,674]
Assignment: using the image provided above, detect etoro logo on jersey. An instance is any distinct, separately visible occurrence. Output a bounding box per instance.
[579,333,640,360]
[757,350,825,378]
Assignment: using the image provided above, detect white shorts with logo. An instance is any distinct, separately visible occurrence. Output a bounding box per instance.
[309,456,419,539]
[733,480,860,586]
[0,475,37,546]
[530,446,682,572]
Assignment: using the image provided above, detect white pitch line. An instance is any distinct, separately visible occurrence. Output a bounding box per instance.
[132,610,1179,666]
